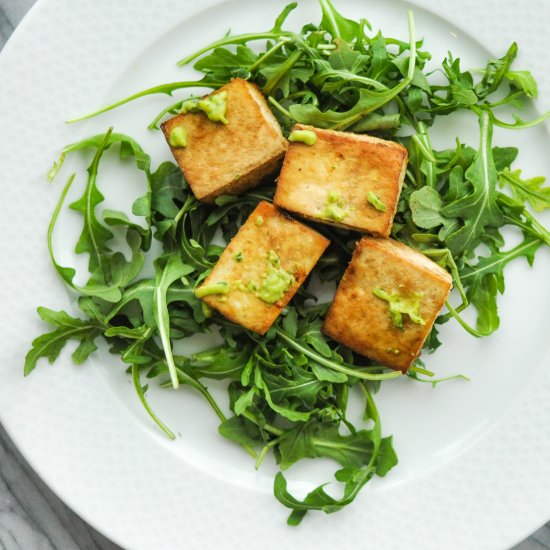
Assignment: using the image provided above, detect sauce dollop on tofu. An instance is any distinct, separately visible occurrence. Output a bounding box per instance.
[318,191,348,222]
[180,90,228,124]
[372,288,425,329]
[288,129,317,145]
[168,126,188,148]
[256,250,295,304]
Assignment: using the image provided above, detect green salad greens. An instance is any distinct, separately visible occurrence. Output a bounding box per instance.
[26,0,550,525]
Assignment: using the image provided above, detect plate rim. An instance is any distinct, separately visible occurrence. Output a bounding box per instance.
[1,1,550,548]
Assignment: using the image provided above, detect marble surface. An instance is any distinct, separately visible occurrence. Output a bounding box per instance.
[0,1,548,549]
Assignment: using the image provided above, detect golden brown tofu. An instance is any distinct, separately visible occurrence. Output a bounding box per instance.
[196,201,329,334]
[274,124,408,236]
[161,79,288,203]
[323,237,452,371]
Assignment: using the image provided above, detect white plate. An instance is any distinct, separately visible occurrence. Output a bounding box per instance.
[1,1,550,548]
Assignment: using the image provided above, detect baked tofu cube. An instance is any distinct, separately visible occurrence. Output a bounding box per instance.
[162,79,288,203]
[323,237,452,371]
[195,201,329,334]
[274,124,408,236]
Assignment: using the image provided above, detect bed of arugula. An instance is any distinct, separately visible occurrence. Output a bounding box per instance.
[25,0,550,525]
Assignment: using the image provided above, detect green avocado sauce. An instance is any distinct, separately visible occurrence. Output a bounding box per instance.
[168,126,188,148]
[318,190,348,222]
[288,129,317,145]
[194,281,230,299]
[366,191,387,212]
[195,253,294,306]
[373,288,425,329]
[256,250,295,304]
[180,90,229,124]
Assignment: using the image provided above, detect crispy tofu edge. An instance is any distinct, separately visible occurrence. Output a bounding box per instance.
[274,124,408,236]
[200,151,286,204]
[322,237,452,372]
[198,201,330,335]
[292,123,408,152]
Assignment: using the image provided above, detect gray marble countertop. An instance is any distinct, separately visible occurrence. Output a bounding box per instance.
[0,1,549,549]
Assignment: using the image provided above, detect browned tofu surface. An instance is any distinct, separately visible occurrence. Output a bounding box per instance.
[274,124,408,236]
[197,201,329,334]
[323,237,452,371]
[162,79,287,203]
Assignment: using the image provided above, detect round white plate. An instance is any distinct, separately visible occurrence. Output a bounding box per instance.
[1,1,549,548]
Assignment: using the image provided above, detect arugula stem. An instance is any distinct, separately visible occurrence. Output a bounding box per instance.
[263,49,303,96]
[255,437,281,470]
[408,364,434,377]
[268,96,294,120]
[484,90,524,109]
[177,32,292,66]
[163,367,257,458]
[358,383,381,468]
[47,173,77,287]
[490,109,550,130]
[176,367,228,423]
[249,38,292,72]
[406,11,417,81]
[444,300,490,338]
[408,372,471,385]
[423,248,468,306]
[81,128,114,284]
[66,81,221,123]
[316,71,389,91]
[440,138,463,171]
[527,216,550,246]
[417,122,436,187]
[147,97,199,130]
[411,134,435,163]
[132,364,176,439]
[274,329,402,381]
[160,368,225,421]
[242,411,283,436]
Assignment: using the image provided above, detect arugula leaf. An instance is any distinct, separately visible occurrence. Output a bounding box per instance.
[25,307,103,376]
[505,70,538,97]
[475,42,517,98]
[499,168,550,212]
[492,146,518,171]
[442,111,503,255]
[194,46,258,81]
[48,131,150,182]
[263,365,327,408]
[219,415,262,450]
[274,384,395,524]
[277,422,316,469]
[69,131,116,281]
[319,0,360,42]
[153,254,195,389]
[190,345,252,381]
[460,235,542,334]
[409,186,455,231]
[274,466,374,525]
[290,85,409,129]
[47,174,122,302]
